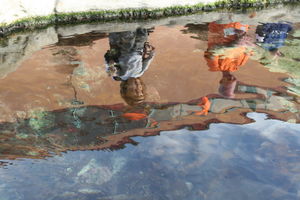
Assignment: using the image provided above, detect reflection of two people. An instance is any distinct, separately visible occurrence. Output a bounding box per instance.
[202,20,297,114]
[205,20,293,99]
[185,17,294,99]
[103,24,296,126]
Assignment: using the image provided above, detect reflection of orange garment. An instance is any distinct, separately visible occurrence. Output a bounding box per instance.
[206,22,250,72]
[205,47,250,72]
[194,96,211,116]
[208,22,249,48]
[122,113,147,120]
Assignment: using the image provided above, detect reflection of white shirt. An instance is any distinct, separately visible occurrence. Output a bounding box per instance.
[105,52,154,81]
[255,34,265,42]
[118,52,154,80]
[105,29,153,80]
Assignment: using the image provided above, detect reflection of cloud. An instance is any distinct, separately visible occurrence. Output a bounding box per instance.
[129,112,300,198]
[2,112,300,199]
[134,112,300,182]
[246,112,300,144]
[149,134,189,156]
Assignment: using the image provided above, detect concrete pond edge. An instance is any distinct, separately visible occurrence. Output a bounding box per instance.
[0,0,300,37]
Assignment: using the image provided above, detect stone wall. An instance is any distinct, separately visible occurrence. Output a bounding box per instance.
[0,0,56,25]
[0,0,217,25]
[1,0,300,36]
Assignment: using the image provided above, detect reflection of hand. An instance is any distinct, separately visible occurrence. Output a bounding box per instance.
[196,96,211,116]
[106,61,118,77]
[189,97,211,116]
[143,42,155,59]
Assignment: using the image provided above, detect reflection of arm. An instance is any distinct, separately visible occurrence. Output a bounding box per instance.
[142,51,155,72]
[104,49,120,77]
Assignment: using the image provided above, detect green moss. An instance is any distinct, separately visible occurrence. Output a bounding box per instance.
[0,0,300,36]
[28,109,55,132]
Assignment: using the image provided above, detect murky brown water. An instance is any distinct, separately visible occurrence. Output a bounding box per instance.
[0,9,300,200]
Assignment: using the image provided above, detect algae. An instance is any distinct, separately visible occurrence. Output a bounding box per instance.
[28,108,55,132]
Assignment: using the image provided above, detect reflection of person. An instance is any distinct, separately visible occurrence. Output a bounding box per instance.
[104,28,155,106]
[204,20,252,98]
[255,22,293,57]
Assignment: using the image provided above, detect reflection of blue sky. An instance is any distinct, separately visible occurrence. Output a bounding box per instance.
[1,113,300,200]
[133,112,300,199]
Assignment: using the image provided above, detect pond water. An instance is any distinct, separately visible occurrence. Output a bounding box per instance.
[0,6,300,200]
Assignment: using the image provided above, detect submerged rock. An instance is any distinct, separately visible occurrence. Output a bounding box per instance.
[78,188,103,194]
[76,158,113,185]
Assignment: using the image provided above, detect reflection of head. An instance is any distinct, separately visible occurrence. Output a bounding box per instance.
[120,78,146,106]
[219,73,237,98]
[255,25,264,37]
[181,23,209,41]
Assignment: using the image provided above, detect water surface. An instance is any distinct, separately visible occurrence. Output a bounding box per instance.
[0,7,300,200]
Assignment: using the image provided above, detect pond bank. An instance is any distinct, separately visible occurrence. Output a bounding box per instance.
[0,0,300,36]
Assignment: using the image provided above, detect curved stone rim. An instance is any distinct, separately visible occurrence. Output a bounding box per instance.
[0,0,299,37]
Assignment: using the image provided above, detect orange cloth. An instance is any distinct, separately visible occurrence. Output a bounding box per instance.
[206,22,250,72]
[205,47,250,72]
[208,22,249,48]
